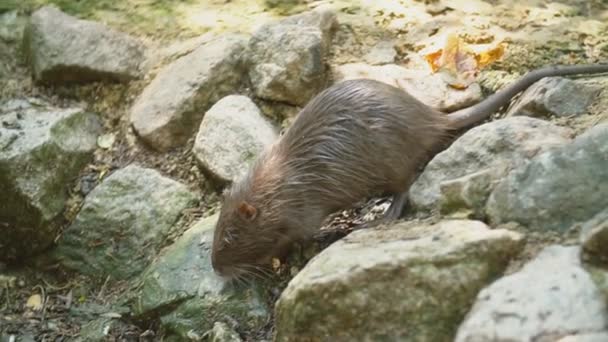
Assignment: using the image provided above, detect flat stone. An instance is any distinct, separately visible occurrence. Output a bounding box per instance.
[333,63,482,112]
[23,6,145,83]
[130,34,248,151]
[55,165,197,279]
[363,40,396,65]
[275,220,524,341]
[455,246,608,341]
[0,98,101,261]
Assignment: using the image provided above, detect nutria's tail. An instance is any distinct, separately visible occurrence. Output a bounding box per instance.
[446,64,608,129]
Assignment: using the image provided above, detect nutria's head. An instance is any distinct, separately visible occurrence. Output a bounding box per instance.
[211,158,295,279]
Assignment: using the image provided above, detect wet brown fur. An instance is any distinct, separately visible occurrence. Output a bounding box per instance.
[211,64,608,278]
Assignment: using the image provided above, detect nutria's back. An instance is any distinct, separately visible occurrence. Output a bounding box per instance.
[211,79,450,277]
[278,79,450,212]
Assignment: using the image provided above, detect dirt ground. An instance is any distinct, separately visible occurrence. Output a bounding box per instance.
[2,0,608,340]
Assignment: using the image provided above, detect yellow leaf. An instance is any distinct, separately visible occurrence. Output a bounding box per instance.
[26,294,43,311]
[424,33,505,88]
[424,49,444,73]
[475,42,507,68]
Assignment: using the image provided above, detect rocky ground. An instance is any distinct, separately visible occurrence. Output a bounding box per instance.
[1,0,608,341]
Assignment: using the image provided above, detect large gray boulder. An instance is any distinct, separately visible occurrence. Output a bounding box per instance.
[487,123,608,232]
[55,165,197,279]
[23,6,145,83]
[134,214,269,340]
[0,98,101,261]
[455,246,608,341]
[275,220,524,341]
[410,117,572,214]
[506,77,601,118]
[248,7,337,105]
[193,95,277,183]
[130,34,249,151]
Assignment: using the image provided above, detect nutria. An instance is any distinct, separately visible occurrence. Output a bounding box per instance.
[211,64,608,278]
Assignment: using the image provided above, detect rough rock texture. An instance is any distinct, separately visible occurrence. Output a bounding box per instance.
[130,34,248,151]
[23,6,145,83]
[506,77,601,118]
[557,333,608,342]
[194,95,277,183]
[581,210,608,262]
[206,322,243,342]
[76,317,132,342]
[410,117,572,213]
[134,214,269,340]
[0,10,26,42]
[437,167,507,218]
[455,246,608,342]
[0,99,101,261]
[55,165,197,279]
[363,41,396,65]
[487,123,608,232]
[333,63,483,112]
[275,220,524,342]
[248,7,337,105]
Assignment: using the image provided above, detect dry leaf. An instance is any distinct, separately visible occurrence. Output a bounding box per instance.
[424,33,505,89]
[475,42,506,68]
[25,294,43,311]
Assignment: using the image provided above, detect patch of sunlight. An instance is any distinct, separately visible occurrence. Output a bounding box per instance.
[175,0,277,34]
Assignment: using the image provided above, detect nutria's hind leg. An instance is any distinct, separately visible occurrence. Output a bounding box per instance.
[384,191,409,220]
[351,193,409,232]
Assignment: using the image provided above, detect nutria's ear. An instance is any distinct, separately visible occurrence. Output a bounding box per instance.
[238,201,258,221]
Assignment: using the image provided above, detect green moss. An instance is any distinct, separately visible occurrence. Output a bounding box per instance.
[5,0,199,38]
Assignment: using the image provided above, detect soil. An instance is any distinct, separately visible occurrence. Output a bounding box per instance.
[1,0,608,340]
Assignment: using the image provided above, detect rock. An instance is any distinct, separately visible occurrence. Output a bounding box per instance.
[248,7,337,105]
[581,209,608,262]
[130,34,248,151]
[557,333,608,342]
[506,77,600,118]
[205,322,243,342]
[0,333,35,342]
[275,220,524,341]
[455,246,608,341]
[333,63,482,112]
[77,317,131,342]
[363,41,396,65]
[193,95,277,183]
[23,6,145,83]
[410,117,572,213]
[0,10,26,42]
[437,167,506,218]
[134,214,269,340]
[55,165,197,279]
[0,99,101,261]
[487,123,608,232]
